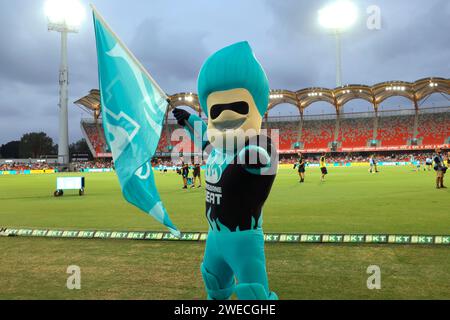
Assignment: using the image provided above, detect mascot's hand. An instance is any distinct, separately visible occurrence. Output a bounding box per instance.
[238,142,271,170]
[172,108,191,126]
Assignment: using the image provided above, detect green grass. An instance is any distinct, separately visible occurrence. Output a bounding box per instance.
[0,166,449,299]
[0,238,448,299]
[1,166,449,233]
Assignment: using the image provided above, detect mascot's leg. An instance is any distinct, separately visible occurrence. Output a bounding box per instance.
[201,231,235,300]
[221,230,278,300]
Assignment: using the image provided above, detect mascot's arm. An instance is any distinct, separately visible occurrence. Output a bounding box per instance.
[172,108,209,152]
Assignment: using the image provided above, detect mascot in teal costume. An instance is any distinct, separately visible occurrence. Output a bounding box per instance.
[173,41,278,300]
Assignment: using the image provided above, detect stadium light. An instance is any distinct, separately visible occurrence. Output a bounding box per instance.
[45,0,85,167]
[318,0,357,31]
[318,1,358,87]
[45,0,85,32]
[270,94,284,99]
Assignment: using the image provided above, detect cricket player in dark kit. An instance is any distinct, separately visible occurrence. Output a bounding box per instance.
[192,162,202,188]
[293,152,306,183]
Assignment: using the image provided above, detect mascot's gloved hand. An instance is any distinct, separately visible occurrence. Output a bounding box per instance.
[238,136,272,170]
[172,108,191,126]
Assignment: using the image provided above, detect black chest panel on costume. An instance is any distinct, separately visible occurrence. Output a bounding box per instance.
[205,163,275,232]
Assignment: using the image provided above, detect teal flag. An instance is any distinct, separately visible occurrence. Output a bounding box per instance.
[92,6,179,237]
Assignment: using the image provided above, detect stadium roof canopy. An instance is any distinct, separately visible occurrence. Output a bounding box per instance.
[74,89,101,118]
[74,77,450,118]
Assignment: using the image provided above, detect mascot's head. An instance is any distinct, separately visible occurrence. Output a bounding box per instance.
[197,41,269,150]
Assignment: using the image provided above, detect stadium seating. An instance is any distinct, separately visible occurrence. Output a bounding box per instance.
[376,115,415,146]
[80,109,450,155]
[339,118,373,148]
[160,123,196,153]
[417,112,450,145]
[301,119,335,149]
[263,121,299,150]
[81,121,109,155]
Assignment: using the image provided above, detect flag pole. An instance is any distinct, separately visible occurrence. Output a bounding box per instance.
[90,4,168,100]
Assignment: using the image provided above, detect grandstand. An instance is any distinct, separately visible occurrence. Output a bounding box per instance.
[80,120,109,156]
[74,77,450,158]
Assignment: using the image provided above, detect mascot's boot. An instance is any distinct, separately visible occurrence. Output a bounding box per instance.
[235,283,278,300]
[201,263,235,300]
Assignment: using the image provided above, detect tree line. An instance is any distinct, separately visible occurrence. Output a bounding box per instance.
[0,132,91,159]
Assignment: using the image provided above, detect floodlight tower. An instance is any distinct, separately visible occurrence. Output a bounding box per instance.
[45,0,85,167]
[318,1,358,87]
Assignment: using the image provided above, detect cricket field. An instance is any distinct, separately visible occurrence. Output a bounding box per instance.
[0,166,449,299]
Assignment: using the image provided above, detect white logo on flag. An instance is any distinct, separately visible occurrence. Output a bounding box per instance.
[135,162,151,180]
[106,43,166,134]
[103,107,140,160]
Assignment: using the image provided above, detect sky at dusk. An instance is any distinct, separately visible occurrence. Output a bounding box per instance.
[0,0,449,144]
